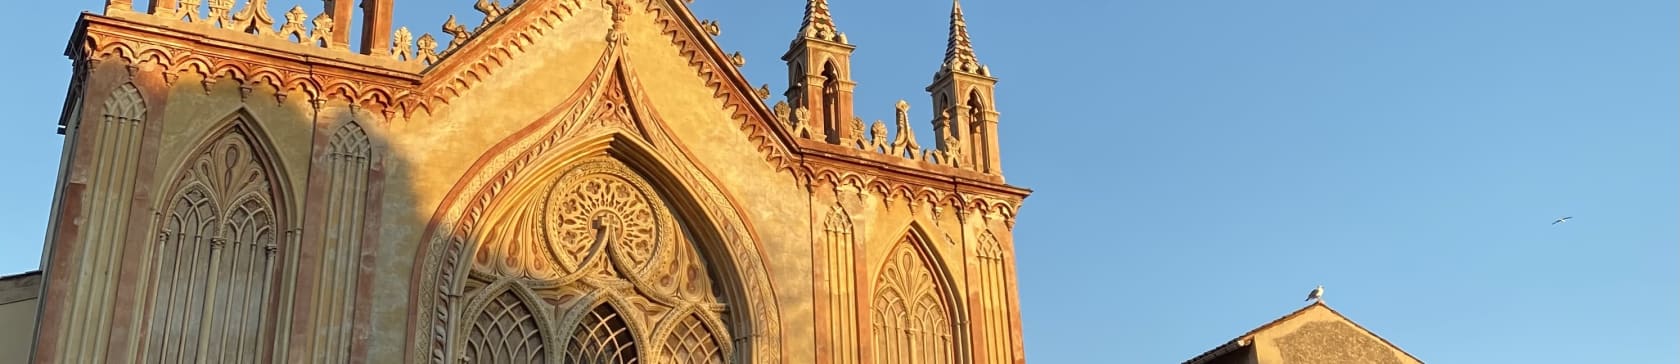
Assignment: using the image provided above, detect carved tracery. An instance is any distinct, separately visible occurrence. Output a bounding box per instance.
[566,303,640,364]
[457,156,731,361]
[145,122,286,363]
[872,233,958,364]
[462,288,548,363]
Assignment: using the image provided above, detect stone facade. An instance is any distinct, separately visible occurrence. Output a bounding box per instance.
[25,0,1028,363]
[1183,302,1424,364]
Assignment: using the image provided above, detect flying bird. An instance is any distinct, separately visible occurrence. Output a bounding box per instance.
[1305,285,1323,302]
[1552,216,1572,225]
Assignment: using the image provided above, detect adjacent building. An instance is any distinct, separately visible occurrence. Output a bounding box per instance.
[1183,302,1424,364]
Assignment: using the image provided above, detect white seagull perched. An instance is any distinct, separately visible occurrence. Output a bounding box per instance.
[1552,216,1572,225]
[1305,285,1323,302]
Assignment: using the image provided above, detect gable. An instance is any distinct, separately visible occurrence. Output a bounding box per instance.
[402,0,797,176]
[1248,304,1423,364]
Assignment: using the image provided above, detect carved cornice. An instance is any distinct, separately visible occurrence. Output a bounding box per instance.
[73,14,421,118]
[799,150,1025,230]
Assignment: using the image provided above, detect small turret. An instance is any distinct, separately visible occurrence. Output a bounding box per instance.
[782,0,858,145]
[927,0,1001,175]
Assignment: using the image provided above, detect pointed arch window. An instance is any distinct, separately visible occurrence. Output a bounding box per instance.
[145,123,286,363]
[872,234,958,364]
[566,303,640,363]
[463,290,548,363]
[661,313,725,364]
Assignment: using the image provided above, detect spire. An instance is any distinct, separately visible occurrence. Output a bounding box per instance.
[797,0,845,43]
[942,0,986,76]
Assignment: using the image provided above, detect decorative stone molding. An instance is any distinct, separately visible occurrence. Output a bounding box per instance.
[799,161,1021,230]
[412,39,783,363]
[643,0,800,175]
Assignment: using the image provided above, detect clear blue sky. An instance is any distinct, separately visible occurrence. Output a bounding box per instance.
[3,0,1675,362]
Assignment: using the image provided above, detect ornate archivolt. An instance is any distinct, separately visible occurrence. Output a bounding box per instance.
[448,156,731,363]
[413,33,780,363]
[143,114,292,364]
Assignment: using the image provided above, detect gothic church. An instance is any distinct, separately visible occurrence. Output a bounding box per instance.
[19,0,1028,362]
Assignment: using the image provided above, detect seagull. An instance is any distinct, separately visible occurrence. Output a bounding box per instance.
[1305,285,1323,302]
[1552,216,1572,225]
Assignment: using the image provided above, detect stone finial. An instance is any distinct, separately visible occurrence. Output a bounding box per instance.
[942,0,984,75]
[942,133,964,168]
[730,52,746,67]
[179,0,204,22]
[417,34,441,65]
[309,12,335,47]
[847,117,866,149]
[278,6,308,41]
[791,107,813,139]
[797,0,842,42]
[700,20,721,36]
[890,100,920,157]
[868,120,889,152]
[474,0,505,29]
[755,84,772,101]
[772,101,792,126]
[391,27,414,60]
[229,0,276,35]
[442,15,471,50]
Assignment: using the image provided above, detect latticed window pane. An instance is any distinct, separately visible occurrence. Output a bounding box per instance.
[567,304,640,363]
[660,314,723,364]
[463,291,546,364]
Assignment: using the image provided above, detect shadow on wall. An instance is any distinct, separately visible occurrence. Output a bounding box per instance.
[29,56,433,364]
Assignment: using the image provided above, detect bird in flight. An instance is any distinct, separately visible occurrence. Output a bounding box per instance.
[1552,216,1572,225]
[1305,285,1323,302]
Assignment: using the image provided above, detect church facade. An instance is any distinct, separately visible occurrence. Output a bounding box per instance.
[24,0,1029,363]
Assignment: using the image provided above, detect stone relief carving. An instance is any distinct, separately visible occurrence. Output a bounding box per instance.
[872,233,958,364]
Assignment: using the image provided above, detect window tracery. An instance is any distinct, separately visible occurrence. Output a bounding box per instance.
[144,124,284,363]
[566,303,640,364]
[871,234,958,364]
[463,289,548,364]
[660,313,725,364]
[460,156,733,362]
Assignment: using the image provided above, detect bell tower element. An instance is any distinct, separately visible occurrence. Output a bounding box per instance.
[783,0,858,145]
[928,0,1001,175]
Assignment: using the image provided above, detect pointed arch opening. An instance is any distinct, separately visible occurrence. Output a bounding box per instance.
[143,109,294,364]
[419,130,776,363]
[871,223,966,364]
[459,280,556,364]
[565,302,641,363]
[821,61,842,140]
[966,89,991,172]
